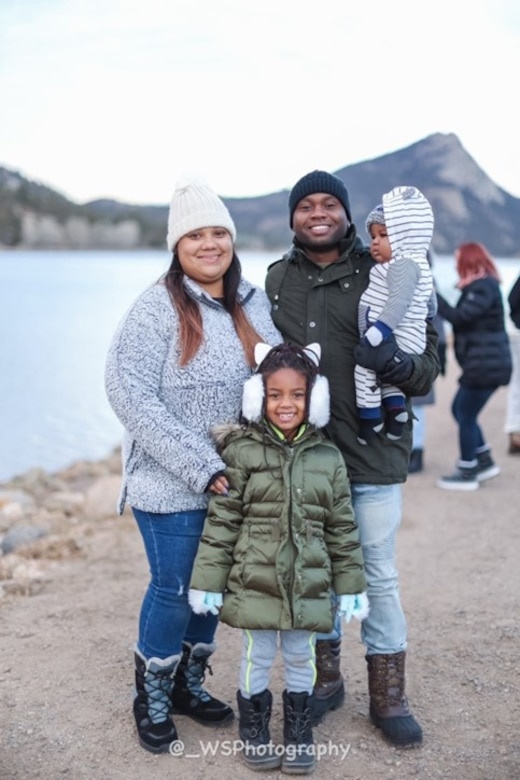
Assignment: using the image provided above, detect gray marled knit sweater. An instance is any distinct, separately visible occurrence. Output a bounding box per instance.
[105,276,281,514]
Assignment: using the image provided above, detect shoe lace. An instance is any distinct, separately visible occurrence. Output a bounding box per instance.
[286,706,311,741]
[185,654,213,702]
[249,707,271,740]
[145,669,173,723]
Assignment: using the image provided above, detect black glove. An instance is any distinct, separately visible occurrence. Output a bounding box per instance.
[354,335,414,386]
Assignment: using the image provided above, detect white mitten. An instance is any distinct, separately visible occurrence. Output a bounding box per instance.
[188,589,223,615]
[364,325,384,346]
[338,592,370,623]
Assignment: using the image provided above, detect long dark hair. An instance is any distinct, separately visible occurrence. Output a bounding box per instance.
[163,251,264,366]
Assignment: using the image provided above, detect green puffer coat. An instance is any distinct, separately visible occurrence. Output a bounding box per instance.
[190,423,366,632]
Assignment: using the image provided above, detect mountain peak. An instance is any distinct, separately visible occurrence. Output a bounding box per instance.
[1,134,519,255]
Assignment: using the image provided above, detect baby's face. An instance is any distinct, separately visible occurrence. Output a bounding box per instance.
[369,224,392,264]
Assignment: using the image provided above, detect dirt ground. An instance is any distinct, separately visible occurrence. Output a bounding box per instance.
[1,356,520,780]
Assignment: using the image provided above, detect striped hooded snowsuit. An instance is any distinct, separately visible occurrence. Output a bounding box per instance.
[356,185,436,412]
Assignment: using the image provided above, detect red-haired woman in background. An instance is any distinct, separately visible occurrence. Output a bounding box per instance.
[435,242,512,491]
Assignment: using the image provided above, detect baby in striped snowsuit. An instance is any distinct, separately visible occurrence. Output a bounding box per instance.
[355,186,436,445]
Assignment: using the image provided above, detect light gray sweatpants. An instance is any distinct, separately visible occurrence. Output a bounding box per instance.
[240,629,316,697]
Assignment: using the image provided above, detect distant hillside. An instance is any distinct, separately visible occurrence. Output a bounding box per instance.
[1,133,520,256]
[0,168,167,250]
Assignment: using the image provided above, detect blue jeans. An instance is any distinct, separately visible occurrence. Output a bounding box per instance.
[133,508,218,660]
[317,483,406,656]
[411,405,426,450]
[451,385,497,462]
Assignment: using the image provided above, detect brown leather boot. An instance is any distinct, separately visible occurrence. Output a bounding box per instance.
[366,651,422,747]
[509,432,520,455]
[311,639,345,725]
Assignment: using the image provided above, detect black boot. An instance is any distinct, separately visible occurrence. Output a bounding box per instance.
[237,689,281,771]
[366,652,423,748]
[311,638,345,725]
[171,641,234,725]
[408,448,423,474]
[282,690,316,774]
[133,649,180,753]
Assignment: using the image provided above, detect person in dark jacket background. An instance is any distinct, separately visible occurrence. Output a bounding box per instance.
[504,273,520,454]
[436,242,512,491]
[265,170,440,749]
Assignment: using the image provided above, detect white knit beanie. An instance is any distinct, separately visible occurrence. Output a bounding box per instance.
[166,180,237,251]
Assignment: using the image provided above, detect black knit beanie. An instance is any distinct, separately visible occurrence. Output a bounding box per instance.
[288,170,351,227]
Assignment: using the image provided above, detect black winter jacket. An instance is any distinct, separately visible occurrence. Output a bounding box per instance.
[508,274,520,329]
[265,229,440,484]
[437,276,512,388]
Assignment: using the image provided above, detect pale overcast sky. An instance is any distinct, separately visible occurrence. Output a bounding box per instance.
[1,0,518,205]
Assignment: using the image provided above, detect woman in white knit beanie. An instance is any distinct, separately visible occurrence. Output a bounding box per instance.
[105,179,281,753]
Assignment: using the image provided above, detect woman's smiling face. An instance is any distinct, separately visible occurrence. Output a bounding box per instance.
[176,226,234,296]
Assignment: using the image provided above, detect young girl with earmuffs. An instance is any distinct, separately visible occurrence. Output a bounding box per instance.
[189,342,368,775]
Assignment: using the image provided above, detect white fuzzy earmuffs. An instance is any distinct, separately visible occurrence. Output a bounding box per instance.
[307,374,330,428]
[241,342,330,428]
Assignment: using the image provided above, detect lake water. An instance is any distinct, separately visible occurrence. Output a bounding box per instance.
[1,249,519,482]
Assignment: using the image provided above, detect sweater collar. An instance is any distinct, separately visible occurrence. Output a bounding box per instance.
[183,276,255,306]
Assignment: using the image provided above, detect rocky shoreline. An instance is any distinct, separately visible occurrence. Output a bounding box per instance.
[0,449,123,600]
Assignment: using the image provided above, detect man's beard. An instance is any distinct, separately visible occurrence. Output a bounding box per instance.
[297,236,341,254]
[295,221,349,254]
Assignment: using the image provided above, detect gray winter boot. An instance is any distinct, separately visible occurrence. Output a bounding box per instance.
[436,460,479,491]
[475,448,500,482]
[171,641,234,725]
[133,647,181,753]
[237,689,281,771]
